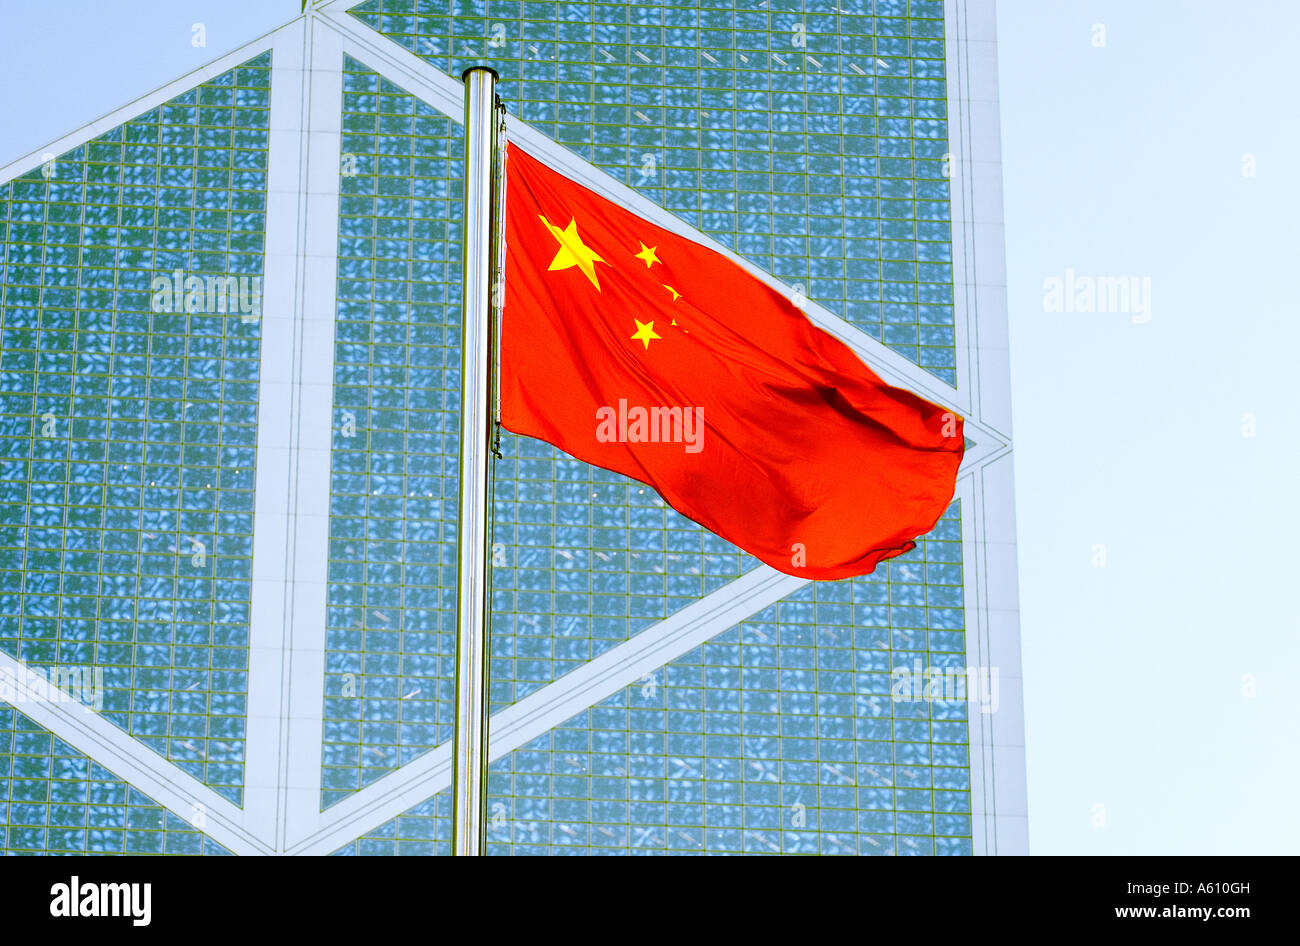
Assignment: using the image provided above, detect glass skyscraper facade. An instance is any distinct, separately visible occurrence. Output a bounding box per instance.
[1,0,1024,855]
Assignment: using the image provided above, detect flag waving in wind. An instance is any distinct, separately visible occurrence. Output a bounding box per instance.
[499,143,964,580]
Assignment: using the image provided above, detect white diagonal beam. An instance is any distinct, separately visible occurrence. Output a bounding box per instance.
[315,0,369,11]
[0,651,267,855]
[0,32,276,185]
[288,565,804,854]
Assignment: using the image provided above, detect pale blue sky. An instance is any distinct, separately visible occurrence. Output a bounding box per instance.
[997,0,1299,855]
[2,1,1295,855]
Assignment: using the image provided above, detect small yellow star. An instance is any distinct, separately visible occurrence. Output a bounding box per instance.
[539,214,605,290]
[662,284,680,301]
[631,319,662,350]
[634,242,661,268]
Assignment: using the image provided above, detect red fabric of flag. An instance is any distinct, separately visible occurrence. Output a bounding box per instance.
[499,142,963,580]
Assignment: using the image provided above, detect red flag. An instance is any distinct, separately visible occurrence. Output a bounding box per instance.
[499,143,963,580]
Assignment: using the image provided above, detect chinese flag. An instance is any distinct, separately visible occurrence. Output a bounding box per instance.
[499,143,963,580]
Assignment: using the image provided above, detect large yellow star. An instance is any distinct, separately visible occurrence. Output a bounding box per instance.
[539,215,605,290]
[634,242,661,268]
[631,319,661,350]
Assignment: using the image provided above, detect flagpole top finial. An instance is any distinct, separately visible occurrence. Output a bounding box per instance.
[462,65,500,82]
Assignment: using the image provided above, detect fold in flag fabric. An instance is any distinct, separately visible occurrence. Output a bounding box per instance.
[499,143,964,580]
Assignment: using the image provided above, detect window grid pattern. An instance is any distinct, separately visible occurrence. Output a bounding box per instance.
[483,502,967,855]
[352,0,958,384]
[330,504,966,856]
[331,788,451,856]
[0,54,272,806]
[0,708,233,854]
[322,60,465,807]
[489,432,759,715]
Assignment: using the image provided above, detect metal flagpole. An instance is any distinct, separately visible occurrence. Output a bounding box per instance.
[451,65,500,856]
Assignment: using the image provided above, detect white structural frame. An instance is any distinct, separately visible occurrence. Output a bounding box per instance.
[0,0,1025,855]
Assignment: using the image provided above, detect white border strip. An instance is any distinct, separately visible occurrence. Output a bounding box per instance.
[946,0,1027,854]
[279,16,347,852]
[243,16,311,851]
[946,0,1013,441]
